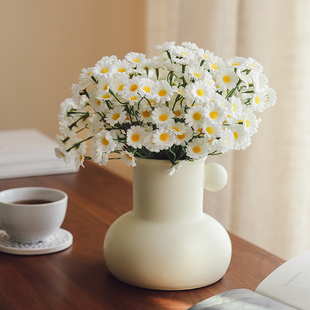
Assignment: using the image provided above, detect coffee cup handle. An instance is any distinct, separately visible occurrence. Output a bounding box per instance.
[204,163,228,192]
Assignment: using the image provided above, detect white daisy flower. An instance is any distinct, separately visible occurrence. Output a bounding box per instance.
[93,58,116,76]
[143,132,162,153]
[75,142,87,168]
[152,80,174,103]
[230,124,251,150]
[170,122,192,145]
[88,87,106,113]
[106,106,126,126]
[152,127,176,150]
[264,87,277,108]
[222,96,241,124]
[185,105,207,129]
[186,138,209,160]
[120,151,137,167]
[207,56,225,72]
[151,105,174,126]
[55,146,71,164]
[139,78,155,99]
[122,76,142,102]
[125,52,146,66]
[140,102,153,123]
[96,75,113,99]
[241,113,261,136]
[126,125,146,148]
[172,46,195,63]
[110,73,128,94]
[204,102,226,126]
[216,128,235,154]
[95,130,116,153]
[185,64,207,80]
[196,49,215,61]
[188,80,212,103]
[78,67,94,88]
[59,98,78,119]
[90,146,109,166]
[226,56,248,69]
[251,90,267,112]
[214,67,239,90]
[246,57,263,73]
[201,124,222,140]
[156,41,175,52]
[113,59,132,74]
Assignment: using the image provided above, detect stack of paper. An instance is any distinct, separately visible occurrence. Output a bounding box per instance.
[0,129,78,179]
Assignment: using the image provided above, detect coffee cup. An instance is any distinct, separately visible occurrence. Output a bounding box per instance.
[0,187,67,243]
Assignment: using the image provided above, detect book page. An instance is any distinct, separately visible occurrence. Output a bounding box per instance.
[256,250,310,310]
[187,289,295,309]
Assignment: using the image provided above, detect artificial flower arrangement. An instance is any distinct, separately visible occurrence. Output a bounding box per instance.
[55,41,276,174]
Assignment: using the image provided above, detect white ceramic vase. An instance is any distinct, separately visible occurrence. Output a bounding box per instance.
[103,157,232,290]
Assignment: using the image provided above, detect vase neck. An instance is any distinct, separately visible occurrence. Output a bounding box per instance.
[132,158,206,222]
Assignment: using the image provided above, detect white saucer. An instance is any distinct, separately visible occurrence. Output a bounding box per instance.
[0,228,73,255]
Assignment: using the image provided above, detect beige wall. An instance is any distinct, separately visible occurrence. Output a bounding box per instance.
[1,0,146,180]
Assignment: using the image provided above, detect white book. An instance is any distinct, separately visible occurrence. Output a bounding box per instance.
[188,250,310,309]
[0,128,78,179]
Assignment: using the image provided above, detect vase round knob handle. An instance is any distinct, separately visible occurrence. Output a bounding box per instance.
[204,163,228,192]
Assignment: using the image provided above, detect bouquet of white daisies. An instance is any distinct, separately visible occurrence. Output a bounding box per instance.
[55,41,276,173]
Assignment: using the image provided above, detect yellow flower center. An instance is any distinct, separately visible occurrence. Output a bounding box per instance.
[255,96,260,104]
[159,114,168,122]
[223,75,231,83]
[130,95,137,101]
[131,134,140,142]
[233,104,236,111]
[130,84,138,92]
[209,111,218,119]
[96,99,101,106]
[102,94,110,99]
[160,133,169,142]
[245,119,250,127]
[118,68,126,73]
[206,127,214,134]
[177,133,185,140]
[196,89,205,97]
[172,127,179,132]
[193,146,201,154]
[118,84,124,91]
[158,89,167,97]
[142,110,151,118]
[142,86,151,93]
[231,62,240,66]
[102,138,109,145]
[112,113,120,121]
[233,132,238,139]
[133,58,140,63]
[211,64,217,70]
[194,72,201,78]
[174,110,182,117]
[103,84,109,90]
[193,112,202,121]
[101,68,109,74]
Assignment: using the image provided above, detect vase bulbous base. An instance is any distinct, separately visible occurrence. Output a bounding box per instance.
[104,211,232,291]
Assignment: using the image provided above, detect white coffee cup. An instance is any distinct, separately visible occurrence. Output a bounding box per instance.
[0,187,67,243]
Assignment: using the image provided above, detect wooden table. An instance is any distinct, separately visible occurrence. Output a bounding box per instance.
[0,162,285,310]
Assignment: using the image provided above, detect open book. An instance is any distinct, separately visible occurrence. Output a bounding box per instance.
[188,250,310,310]
[0,128,77,179]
